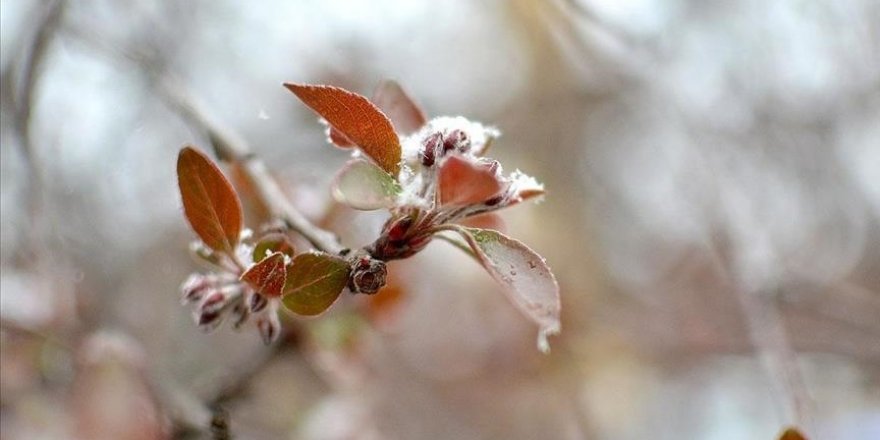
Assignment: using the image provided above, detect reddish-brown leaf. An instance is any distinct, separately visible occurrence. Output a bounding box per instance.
[282,253,351,316]
[439,155,505,206]
[284,83,402,175]
[778,427,807,440]
[177,146,243,253]
[371,80,427,135]
[241,252,287,298]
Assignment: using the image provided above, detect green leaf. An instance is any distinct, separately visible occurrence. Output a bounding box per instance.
[453,227,561,353]
[282,253,351,316]
[240,252,287,298]
[177,146,243,254]
[252,233,296,263]
[331,159,402,210]
[284,83,402,176]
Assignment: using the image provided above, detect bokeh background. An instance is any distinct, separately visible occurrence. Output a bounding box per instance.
[2,0,879,439]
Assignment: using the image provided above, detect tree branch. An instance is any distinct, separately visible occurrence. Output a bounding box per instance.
[156,77,344,254]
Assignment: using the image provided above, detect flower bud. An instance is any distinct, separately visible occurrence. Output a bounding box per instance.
[443,129,469,154]
[249,292,268,313]
[181,274,210,303]
[256,313,280,345]
[420,132,442,167]
[348,257,387,294]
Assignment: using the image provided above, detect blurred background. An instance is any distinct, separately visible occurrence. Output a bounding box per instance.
[1,0,879,439]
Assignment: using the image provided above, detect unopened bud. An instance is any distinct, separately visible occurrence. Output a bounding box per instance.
[443,129,469,154]
[348,257,387,295]
[420,132,442,167]
[256,314,280,345]
[249,292,268,313]
[196,310,223,331]
[181,273,210,304]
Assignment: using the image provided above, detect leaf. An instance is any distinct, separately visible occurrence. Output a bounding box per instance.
[240,252,287,298]
[778,427,807,440]
[331,159,402,210]
[370,79,427,135]
[177,146,243,253]
[282,253,351,316]
[284,83,402,175]
[454,227,560,353]
[252,233,296,263]
[439,155,505,206]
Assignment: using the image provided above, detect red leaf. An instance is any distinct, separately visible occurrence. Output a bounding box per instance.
[240,252,287,298]
[439,155,505,206]
[284,83,402,175]
[454,227,560,353]
[282,253,351,316]
[370,80,427,135]
[177,146,243,253]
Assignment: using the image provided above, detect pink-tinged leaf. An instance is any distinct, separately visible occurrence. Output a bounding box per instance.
[252,233,296,263]
[778,427,807,440]
[371,79,427,135]
[177,146,243,254]
[331,159,402,210]
[241,252,287,298]
[459,213,506,232]
[454,227,560,353]
[282,253,351,316]
[439,155,505,206]
[284,83,402,175]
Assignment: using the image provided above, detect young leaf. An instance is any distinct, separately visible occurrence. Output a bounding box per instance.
[282,253,351,316]
[284,83,402,175]
[371,80,427,135]
[177,146,243,254]
[331,159,402,210]
[439,155,505,206]
[453,227,560,353]
[240,252,287,298]
[778,427,807,440]
[252,233,296,263]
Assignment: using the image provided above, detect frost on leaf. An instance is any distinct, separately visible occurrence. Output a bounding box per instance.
[331,159,402,210]
[177,146,243,254]
[454,227,561,353]
[284,83,402,176]
[240,252,287,298]
[282,253,351,316]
